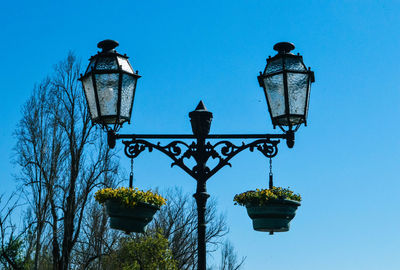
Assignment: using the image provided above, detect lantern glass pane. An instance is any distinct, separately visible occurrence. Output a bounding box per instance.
[263,74,285,117]
[288,73,309,116]
[266,58,283,74]
[95,73,119,117]
[82,76,98,119]
[284,57,306,71]
[117,56,134,74]
[120,74,137,118]
[96,57,118,70]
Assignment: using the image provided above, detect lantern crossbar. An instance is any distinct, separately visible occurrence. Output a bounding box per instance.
[259,69,312,78]
[114,133,289,140]
[80,69,140,76]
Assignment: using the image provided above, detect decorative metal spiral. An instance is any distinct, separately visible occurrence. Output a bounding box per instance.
[158,141,183,157]
[122,138,280,182]
[254,141,279,158]
[123,140,150,159]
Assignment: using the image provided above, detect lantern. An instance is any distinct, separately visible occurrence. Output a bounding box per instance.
[258,42,315,131]
[79,40,140,131]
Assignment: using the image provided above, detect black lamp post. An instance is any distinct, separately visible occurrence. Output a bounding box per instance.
[80,40,314,270]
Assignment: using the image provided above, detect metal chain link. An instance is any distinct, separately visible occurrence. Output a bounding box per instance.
[269,158,273,176]
[268,158,274,235]
[129,158,134,188]
[268,158,273,189]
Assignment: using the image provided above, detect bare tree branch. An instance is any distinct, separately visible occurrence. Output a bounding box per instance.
[13,53,119,270]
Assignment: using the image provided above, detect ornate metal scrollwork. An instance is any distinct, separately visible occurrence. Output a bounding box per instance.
[158,141,183,158]
[122,139,196,178]
[123,140,152,159]
[250,140,279,158]
[122,138,280,182]
[207,139,279,179]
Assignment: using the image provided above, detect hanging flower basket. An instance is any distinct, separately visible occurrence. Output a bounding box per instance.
[95,187,166,233]
[234,187,301,233]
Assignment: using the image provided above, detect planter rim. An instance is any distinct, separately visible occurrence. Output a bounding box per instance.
[105,199,160,210]
[245,199,301,207]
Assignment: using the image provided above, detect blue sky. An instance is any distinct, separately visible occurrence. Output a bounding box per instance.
[1,0,400,269]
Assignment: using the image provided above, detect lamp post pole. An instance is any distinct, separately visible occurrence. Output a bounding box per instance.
[190,101,212,270]
[193,143,209,270]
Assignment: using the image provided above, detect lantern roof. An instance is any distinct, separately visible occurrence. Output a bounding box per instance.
[98,39,119,52]
[273,42,295,54]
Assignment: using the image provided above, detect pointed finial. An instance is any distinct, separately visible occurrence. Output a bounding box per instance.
[195,100,208,111]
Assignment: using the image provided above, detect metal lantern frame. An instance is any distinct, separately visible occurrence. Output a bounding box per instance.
[258,42,315,132]
[80,40,315,270]
[79,40,141,132]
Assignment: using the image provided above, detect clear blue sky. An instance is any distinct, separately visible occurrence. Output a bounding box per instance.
[1,0,400,269]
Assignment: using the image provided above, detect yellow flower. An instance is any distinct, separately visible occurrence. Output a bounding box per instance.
[94,187,167,208]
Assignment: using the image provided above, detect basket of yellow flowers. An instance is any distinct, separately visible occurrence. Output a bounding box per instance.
[234,187,301,233]
[95,187,166,233]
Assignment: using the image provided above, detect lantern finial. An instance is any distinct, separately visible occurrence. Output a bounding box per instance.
[273,42,295,54]
[97,40,119,52]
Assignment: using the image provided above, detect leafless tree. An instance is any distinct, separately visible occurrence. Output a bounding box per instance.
[218,240,245,270]
[14,77,64,270]
[150,188,229,270]
[14,53,119,270]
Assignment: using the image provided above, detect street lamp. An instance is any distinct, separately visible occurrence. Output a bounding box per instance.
[258,42,315,133]
[80,40,314,270]
[80,39,140,132]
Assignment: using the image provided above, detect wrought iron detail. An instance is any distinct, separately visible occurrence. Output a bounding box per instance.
[207,139,279,179]
[123,140,196,178]
[251,141,279,158]
[123,140,150,159]
[122,138,280,181]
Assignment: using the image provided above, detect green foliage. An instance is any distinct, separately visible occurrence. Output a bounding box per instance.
[0,237,32,270]
[233,186,301,206]
[103,231,177,270]
[95,187,166,208]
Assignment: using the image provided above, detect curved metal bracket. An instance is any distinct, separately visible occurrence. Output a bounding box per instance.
[122,138,280,181]
[206,139,279,180]
[123,139,196,179]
